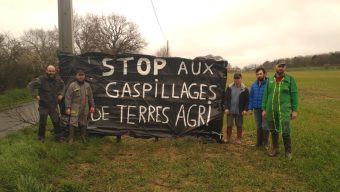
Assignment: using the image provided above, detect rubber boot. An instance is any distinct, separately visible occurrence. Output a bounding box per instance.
[224,126,232,143]
[236,127,242,144]
[256,129,263,147]
[68,125,75,144]
[269,133,279,156]
[263,130,270,150]
[80,126,87,143]
[283,137,292,160]
[117,135,122,143]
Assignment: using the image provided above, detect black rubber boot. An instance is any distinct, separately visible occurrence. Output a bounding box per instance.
[269,133,279,157]
[80,126,87,143]
[283,137,292,160]
[263,130,270,150]
[256,129,263,147]
[68,125,75,144]
[117,135,122,143]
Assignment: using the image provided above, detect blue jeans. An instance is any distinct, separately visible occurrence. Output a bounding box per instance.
[254,109,268,131]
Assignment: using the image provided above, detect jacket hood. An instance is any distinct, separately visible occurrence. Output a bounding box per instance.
[228,82,247,91]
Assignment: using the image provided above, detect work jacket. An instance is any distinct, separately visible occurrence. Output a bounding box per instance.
[262,73,299,122]
[28,74,65,107]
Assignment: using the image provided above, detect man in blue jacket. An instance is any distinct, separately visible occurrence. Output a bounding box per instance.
[248,67,269,149]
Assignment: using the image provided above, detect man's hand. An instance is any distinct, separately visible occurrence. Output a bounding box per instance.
[291,111,298,120]
[89,107,95,113]
[242,110,247,115]
[262,111,266,118]
[36,96,40,101]
[224,109,229,115]
[57,95,63,101]
[65,108,71,115]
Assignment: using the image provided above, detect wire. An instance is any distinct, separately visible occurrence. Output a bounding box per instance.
[150,0,167,41]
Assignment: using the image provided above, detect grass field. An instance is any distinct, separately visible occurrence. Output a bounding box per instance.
[0,88,33,110]
[0,69,339,192]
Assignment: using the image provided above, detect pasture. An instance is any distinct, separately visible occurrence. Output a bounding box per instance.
[0,69,339,191]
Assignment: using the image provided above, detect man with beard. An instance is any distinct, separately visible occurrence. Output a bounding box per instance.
[262,60,299,160]
[28,65,65,142]
[248,67,269,149]
[64,70,95,143]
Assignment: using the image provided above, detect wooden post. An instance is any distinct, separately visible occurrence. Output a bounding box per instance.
[166,40,169,57]
[58,0,74,54]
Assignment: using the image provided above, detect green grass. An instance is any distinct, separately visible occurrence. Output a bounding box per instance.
[0,88,33,110]
[0,69,339,191]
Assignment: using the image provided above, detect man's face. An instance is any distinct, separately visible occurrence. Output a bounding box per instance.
[234,78,242,86]
[76,73,85,82]
[275,64,286,75]
[256,70,265,81]
[46,66,56,78]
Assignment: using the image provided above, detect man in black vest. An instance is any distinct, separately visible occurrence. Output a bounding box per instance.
[28,65,65,142]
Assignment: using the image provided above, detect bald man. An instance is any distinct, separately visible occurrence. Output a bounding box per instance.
[28,65,65,142]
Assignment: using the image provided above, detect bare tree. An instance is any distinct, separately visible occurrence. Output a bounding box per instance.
[0,32,32,92]
[74,13,147,55]
[99,13,147,54]
[155,44,169,57]
[73,13,102,54]
[0,32,23,65]
[21,28,59,71]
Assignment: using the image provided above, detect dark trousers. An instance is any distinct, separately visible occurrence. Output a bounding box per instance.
[268,120,292,153]
[254,109,269,146]
[38,106,61,139]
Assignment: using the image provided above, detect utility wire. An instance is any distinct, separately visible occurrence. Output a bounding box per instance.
[150,0,167,41]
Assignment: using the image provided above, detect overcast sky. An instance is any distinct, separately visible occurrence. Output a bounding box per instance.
[1,0,340,67]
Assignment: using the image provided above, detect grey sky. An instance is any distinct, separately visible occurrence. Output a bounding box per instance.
[1,0,340,67]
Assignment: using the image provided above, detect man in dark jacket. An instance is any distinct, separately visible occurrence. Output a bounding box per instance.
[248,67,269,149]
[224,72,249,144]
[28,65,65,142]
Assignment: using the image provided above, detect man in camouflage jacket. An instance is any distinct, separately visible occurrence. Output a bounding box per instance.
[64,70,95,143]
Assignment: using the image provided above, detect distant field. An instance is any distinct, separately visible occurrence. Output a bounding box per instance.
[0,69,339,191]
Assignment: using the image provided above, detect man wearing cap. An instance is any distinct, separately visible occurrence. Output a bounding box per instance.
[28,65,65,142]
[262,60,299,160]
[64,70,95,143]
[224,72,249,144]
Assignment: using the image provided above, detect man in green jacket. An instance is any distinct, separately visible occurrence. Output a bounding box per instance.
[262,60,298,160]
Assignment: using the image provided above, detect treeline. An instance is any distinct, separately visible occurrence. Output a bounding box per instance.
[0,13,147,93]
[263,52,340,69]
[244,52,340,71]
